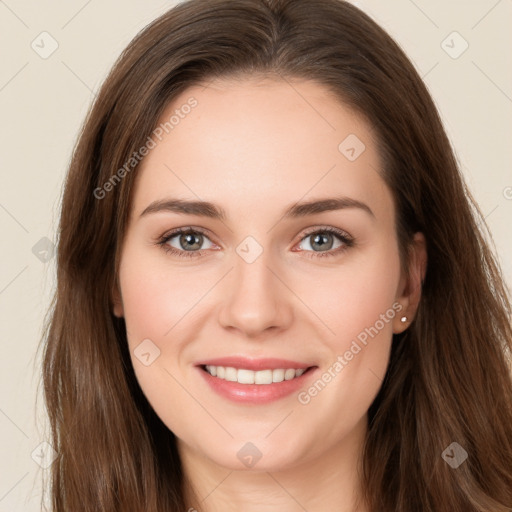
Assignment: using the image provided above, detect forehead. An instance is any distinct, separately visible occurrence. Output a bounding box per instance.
[130,76,392,225]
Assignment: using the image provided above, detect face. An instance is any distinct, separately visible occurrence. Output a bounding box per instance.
[113,76,422,472]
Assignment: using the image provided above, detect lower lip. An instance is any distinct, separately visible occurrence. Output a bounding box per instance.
[197,366,317,404]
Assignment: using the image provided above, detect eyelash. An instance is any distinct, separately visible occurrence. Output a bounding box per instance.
[156,226,354,260]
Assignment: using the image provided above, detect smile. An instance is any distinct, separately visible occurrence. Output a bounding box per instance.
[195,356,317,403]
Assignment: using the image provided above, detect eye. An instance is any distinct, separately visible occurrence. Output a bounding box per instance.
[156,227,215,258]
[295,226,354,259]
[156,226,354,259]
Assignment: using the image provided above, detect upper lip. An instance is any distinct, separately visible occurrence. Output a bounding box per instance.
[195,356,314,371]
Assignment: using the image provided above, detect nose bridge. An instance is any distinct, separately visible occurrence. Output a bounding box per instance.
[218,241,292,336]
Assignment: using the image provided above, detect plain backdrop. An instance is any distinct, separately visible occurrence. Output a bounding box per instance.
[0,0,511,510]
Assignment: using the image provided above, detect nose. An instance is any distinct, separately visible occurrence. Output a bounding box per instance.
[217,251,294,338]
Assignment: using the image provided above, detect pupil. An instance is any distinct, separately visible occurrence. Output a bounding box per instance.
[312,233,333,251]
[181,233,201,250]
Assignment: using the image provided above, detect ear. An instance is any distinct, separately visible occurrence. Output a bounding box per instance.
[111,278,124,318]
[393,232,427,334]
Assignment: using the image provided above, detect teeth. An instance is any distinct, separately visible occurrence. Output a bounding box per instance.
[205,365,307,384]
[225,367,237,382]
[272,369,284,383]
[285,368,296,380]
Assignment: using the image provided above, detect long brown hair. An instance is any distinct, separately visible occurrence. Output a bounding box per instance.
[40,0,512,510]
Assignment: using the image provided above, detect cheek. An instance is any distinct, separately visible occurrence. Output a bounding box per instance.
[294,242,401,348]
[119,249,204,343]
[293,243,400,413]
[118,249,212,417]
[118,254,202,438]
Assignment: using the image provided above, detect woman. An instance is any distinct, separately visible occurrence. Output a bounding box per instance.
[41,0,512,510]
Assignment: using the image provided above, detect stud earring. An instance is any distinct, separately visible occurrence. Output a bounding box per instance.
[400,316,408,323]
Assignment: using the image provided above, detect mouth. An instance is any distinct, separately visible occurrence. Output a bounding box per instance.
[195,357,318,403]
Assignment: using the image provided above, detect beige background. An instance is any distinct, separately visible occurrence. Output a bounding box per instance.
[0,0,510,510]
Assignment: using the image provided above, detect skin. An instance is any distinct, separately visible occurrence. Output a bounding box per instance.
[112,76,427,512]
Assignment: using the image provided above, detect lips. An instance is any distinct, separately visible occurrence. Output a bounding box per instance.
[195,356,317,403]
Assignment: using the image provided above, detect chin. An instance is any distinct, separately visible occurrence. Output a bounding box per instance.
[197,437,310,472]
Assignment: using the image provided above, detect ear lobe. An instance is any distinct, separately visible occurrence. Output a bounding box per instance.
[394,232,427,333]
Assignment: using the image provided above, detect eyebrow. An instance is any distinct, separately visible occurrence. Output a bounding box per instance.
[139,196,375,221]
